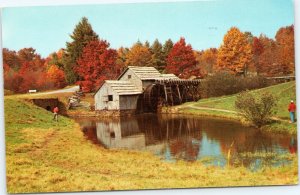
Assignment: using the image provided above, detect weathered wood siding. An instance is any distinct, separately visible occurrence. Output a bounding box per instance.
[95,83,140,111]
[96,118,145,149]
[118,69,143,91]
[142,80,155,90]
[94,83,120,110]
[119,95,139,110]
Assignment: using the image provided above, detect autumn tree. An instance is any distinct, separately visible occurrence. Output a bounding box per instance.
[150,39,165,72]
[217,27,253,76]
[126,41,152,67]
[275,25,294,74]
[255,35,278,76]
[252,36,264,74]
[18,49,46,92]
[195,48,218,75]
[3,62,16,91]
[46,65,67,88]
[46,49,65,69]
[3,48,21,71]
[2,47,50,93]
[18,48,36,62]
[76,40,119,92]
[63,17,99,84]
[166,37,198,78]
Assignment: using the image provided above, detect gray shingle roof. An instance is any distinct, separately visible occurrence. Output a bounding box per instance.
[159,74,179,80]
[105,80,142,95]
[118,66,180,80]
[126,66,162,80]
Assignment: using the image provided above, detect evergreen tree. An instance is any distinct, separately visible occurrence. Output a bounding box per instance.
[47,50,65,69]
[163,39,174,59]
[150,39,165,72]
[116,47,130,69]
[62,17,99,84]
[144,41,150,49]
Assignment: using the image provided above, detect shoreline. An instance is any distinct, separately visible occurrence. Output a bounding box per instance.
[66,105,297,136]
[160,106,297,135]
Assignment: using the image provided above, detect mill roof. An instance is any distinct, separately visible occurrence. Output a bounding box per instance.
[104,80,142,95]
[118,66,162,80]
[159,74,179,80]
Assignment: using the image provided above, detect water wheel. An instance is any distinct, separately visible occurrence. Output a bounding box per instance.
[143,84,163,112]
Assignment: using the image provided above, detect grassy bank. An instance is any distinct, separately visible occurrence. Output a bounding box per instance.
[171,81,297,134]
[4,97,298,193]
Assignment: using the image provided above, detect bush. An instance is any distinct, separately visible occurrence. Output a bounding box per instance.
[200,72,268,98]
[4,89,14,96]
[235,91,277,127]
[200,72,238,98]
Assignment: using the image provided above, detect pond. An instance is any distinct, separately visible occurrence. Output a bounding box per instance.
[75,114,297,170]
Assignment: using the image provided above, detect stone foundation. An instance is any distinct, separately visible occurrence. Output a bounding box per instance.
[30,98,67,115]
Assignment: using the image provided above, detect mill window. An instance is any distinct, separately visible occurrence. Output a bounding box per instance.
[108,95,113,101]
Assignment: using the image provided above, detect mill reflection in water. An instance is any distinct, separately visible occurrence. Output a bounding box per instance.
[77,114,297,169]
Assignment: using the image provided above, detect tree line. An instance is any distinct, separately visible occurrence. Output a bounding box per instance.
[3,17,294,93]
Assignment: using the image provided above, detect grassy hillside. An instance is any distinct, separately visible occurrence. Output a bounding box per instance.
[4,97,298,193]
[173,81,297,134]
[196,81,295,119]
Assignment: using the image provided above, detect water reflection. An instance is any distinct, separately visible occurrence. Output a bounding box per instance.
[76,114,297,169]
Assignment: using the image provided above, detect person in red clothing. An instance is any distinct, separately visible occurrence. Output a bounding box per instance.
[288,100,296,123]
[53,106,59,122]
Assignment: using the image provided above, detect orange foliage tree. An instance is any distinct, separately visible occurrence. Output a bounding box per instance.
[217,27,253,76]
[252,37,264,74]
[195,48,218,76]
[256,35,278,76]
[46,65,67,88]
[275,25,294,74]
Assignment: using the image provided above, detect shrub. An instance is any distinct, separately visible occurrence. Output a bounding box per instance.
[238,76,267,90]
[235,91,277,127]
[200,72,269,98]
[200,72,238,98]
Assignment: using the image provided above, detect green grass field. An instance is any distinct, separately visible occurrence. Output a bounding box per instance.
[174,81,297,134]
[4,93,298,193]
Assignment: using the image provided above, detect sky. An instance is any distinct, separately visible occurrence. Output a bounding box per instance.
[1,0,294,57]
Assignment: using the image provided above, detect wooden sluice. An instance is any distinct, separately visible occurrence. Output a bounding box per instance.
[141,79,201,112]
[266,76,295,83]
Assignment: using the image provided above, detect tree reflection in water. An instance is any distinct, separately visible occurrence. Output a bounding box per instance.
[76,114,297,170]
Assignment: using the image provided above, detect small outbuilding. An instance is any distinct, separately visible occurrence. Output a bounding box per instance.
[94,80,142,114]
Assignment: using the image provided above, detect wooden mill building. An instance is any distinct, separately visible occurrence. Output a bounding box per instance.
[94,66,200,115]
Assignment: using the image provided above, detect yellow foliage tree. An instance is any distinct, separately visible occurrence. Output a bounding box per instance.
[217,27,253,76]
[125,42,152,66]
[46,65,66,88]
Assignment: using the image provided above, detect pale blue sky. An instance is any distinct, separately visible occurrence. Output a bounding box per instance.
[1,0,294,57]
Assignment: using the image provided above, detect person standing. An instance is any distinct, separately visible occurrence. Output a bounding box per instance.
[288,100,296,123]
[53,106,59,122]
